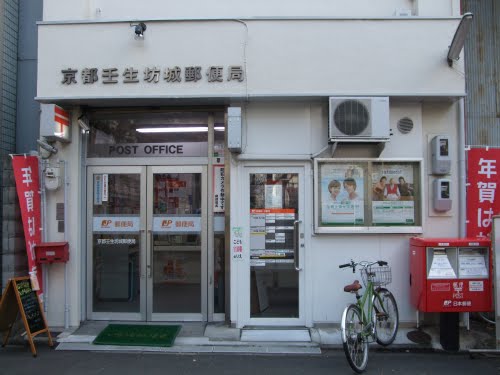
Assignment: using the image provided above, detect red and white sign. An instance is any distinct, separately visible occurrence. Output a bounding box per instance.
[54,105,70,137]
[41,104,71,142]
[12,156,43,294]
[152,216,201,232]
[466,147,500,238]
[92,216,140,232]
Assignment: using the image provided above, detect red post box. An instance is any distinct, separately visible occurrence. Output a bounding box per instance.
[410,237,492,312]
[35,242,69,264]
[410,237,492,351]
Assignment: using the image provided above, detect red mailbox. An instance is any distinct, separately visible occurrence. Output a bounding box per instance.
[35,242,69,264]
[410,237,492,312]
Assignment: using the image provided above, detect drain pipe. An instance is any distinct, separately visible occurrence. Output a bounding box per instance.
[63,160,70,329]
[459,98,466,238]
[458,99,469,330]
[39,157,48,313]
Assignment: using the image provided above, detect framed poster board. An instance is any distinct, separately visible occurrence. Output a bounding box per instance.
[0,276,53,356]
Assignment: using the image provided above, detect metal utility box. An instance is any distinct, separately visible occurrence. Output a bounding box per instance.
[35,242,69,264]
[409,237,491,312]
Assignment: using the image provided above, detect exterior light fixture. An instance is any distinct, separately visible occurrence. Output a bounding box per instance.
[136,126,225,133]
[132,22,147,40]
[77,114,90,131]
[447,12,473,67]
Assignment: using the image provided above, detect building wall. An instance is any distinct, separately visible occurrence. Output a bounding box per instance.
[463,0,500,147]
[16,0,42,152]
[37,18,465,102]
[41,0,460,21]
[229,101,460,326]
[0,0,18,155]
[1,0,20,291]
[37,2,467,328]
[1,0,42,294]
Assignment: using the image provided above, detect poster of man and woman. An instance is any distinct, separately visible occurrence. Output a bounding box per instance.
[371,164,415,225]
[320,164,364,225]
[320,162,416,226]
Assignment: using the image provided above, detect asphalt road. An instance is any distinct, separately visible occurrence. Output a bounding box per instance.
[1,345,500,375]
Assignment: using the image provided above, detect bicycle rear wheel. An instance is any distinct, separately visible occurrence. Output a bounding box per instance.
[372,288,399,346]
[341,304,369,373]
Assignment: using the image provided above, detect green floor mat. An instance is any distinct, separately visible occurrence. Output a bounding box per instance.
[93,324,181,347]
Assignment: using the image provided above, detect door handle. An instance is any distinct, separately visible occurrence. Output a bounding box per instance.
[140,229,145,279]
[293,220,302,271]
[147,230,153,279]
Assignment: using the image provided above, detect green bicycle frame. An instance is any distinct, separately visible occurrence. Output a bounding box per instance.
[355,281,387,338]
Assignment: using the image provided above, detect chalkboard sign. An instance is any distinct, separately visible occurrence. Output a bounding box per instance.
[0,276,53,356]
[15,279,46,334]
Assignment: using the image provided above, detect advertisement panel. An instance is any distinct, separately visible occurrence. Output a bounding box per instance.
[319,163,364,225]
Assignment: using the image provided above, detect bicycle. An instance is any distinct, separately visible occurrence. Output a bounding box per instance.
[476,311,495,325]
[339,260,399,373]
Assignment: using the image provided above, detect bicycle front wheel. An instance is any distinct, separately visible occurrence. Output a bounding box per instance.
[341,304,369,373]
[372,288,399,346]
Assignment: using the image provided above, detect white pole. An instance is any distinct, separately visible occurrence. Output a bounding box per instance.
[493,216,500,349]
[457,99,470,330]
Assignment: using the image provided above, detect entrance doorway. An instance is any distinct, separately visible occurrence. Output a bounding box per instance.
[87,166,211,321]
[245,166,306,326]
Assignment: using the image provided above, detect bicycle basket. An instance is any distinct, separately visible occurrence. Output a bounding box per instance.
[361,265,392,287]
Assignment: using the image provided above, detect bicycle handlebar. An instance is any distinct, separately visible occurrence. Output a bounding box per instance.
[339,260,389,271]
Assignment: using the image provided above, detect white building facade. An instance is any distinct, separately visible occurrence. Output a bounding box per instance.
[36,0,467,331]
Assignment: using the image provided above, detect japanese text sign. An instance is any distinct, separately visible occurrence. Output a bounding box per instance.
[467,148,500,238]
[12,156,43,294]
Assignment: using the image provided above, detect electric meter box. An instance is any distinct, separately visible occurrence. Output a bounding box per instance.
[433,178,452,212]
[431,135,451,175]
[227,107,242,153]
[409,237,491,312]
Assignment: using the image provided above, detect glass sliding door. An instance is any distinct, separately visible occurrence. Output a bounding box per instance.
[87,166,146,320]
[88,166,208,321]
[148,166,207,321]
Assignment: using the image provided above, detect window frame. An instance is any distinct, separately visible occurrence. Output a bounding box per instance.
[313,158,424,234]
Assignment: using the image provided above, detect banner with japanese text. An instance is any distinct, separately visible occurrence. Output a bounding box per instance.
[466,147,500,238]
[12,155,43,294]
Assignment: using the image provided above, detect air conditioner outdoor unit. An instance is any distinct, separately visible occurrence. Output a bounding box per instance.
[328,97,390,142]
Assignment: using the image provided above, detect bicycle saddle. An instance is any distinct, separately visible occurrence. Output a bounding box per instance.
[344,280,362,293]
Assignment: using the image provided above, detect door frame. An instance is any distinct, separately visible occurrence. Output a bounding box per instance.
[86,165,209,322]
[240,165,307,327]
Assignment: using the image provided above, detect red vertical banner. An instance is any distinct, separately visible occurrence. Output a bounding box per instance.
[12,155,43,295]
[466,147,500,238]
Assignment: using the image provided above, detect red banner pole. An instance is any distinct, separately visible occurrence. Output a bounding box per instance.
[466,148,500,238]
[12,155,43,296]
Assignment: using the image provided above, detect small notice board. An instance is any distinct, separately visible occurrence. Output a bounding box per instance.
[0,276,53,356]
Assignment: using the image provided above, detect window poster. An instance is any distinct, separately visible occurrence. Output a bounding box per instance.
[265,184,283,209]
[250,208,295,266]
[320,163,364,225]
[371,163,415,225]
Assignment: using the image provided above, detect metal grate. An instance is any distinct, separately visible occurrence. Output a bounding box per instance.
[333,100,370,136]
[397,117,414,134]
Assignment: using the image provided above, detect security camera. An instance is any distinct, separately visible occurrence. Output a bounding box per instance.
[78,114,90,131]
[134,22,147,38]
[37,139,58,154]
